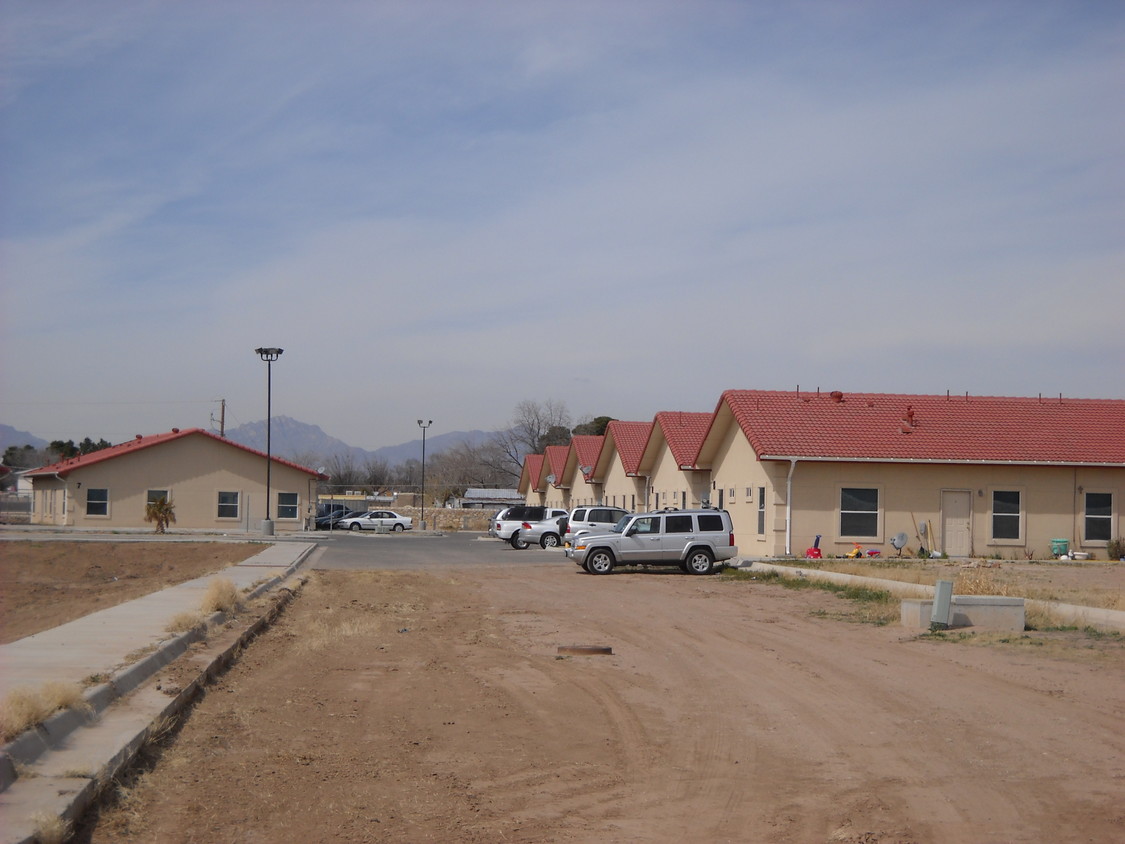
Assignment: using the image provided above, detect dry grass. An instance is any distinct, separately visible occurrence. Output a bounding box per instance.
[200,578,241,615]
[31,811,71,844]
[815,560,938,585]
[165,610,205,634]
[789,559,1122,611]
[0,681,90,742]
[293,615,383,655]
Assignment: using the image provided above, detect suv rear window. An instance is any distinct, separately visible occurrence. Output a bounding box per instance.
[697,514,724,532]
[590,509,619,522]
[571,509,587,521]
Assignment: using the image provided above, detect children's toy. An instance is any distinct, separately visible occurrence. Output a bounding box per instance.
[805,535,823,559]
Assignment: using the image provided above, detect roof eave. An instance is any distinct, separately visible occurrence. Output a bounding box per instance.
[759,455,1125,468]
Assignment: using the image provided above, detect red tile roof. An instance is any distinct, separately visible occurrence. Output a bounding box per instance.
[651,411,712,468]
[605,420,653,476]
[522,454,545,492]
[27,428,328,478]
[570,435,604,480]
[716,390,1125,465]
[543,445,569,486]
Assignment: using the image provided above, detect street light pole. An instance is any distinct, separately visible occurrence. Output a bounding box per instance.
[255,347,284,535]
[417,419,432,530]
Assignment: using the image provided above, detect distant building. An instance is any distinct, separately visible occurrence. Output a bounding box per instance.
[26,428,327,532]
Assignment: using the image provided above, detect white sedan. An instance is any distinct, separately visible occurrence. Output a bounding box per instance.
[337,510,413,532]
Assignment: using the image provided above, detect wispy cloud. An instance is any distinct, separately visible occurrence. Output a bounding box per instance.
[2,0,1122,447]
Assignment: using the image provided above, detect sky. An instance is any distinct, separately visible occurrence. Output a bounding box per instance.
[1,0,1122,451]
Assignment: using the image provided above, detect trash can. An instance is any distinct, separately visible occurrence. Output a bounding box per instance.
[1050,538,1069,556]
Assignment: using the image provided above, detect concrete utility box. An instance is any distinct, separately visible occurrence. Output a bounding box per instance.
[902,595,1025,632]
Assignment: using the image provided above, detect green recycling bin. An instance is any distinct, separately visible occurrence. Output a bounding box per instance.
[1050,538,1069,556]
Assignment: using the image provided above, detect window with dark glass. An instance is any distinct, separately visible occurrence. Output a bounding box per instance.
[757,487,766,535]
[697,514,724,532]
[991,490,1021,540]
[86,488,109,516]
[840,488,878,537]
[217,491,239,519]
[665,514,693,533]
[1085,492,1112,542]
[147,489,168,505]
[278,492,298,519]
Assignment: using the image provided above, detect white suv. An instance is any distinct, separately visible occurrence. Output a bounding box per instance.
[564,506,630,544]
[491,506,568,549]
[564,508,738,575]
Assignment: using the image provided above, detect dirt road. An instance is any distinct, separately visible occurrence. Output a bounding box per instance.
[78,555,1124,843]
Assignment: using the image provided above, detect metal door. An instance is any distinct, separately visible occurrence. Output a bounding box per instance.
[941,490,972,557]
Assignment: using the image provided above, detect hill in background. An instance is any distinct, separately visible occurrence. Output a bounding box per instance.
[223,416,496,466]
[1,418,495,470]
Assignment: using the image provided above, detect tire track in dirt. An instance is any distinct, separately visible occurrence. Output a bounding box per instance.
[79,564,1125,844]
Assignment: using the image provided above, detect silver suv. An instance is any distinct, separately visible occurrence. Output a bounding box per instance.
[564,506,630,544]
[563,508,738,575]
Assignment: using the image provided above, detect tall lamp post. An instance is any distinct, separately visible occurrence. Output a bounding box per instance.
[417,419,432,530]
[255,347,284,535]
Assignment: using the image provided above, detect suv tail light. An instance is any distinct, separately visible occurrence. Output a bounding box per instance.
[729,531,735,547]
[521,522,532,529]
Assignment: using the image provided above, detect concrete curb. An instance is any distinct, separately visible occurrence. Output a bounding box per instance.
[0,542,315,797]
[740,561,1125,633]
[0,574,307,844]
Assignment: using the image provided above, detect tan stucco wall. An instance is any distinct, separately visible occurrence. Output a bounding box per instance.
[706,418,1123,558]
[599,457,646,513]
[707,424,788,555]
[645,447,710,512]
[32,435,319,532]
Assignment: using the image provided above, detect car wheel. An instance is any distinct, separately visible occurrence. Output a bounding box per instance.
[393,523,404,532]
[349,523,362,532]
[685,548,714,575]
[587,549,615,575]
[540,533,560,548]
[510,533,529,550]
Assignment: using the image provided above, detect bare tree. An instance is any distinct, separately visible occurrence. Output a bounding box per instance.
[324,453,365,487]
[491,399,572,481]
[363,456,391,488]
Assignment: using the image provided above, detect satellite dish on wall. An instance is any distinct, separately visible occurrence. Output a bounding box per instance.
[891,532,909,556]
[546,474,556,484]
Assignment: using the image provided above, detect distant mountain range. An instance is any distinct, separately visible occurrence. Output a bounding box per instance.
[0,424,49,454]
[221,416,495,466]
[0,418,496,468]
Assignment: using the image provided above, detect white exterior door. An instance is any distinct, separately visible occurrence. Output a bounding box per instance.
[941,490,972,557]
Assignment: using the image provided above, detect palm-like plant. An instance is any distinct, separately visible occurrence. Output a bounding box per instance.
[144,496,176,534]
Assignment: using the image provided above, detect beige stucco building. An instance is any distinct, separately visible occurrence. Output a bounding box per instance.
[27,428,326,533]
[519,390,1124,559]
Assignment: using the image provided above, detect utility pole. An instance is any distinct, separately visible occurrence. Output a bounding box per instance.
[211,399,226,437]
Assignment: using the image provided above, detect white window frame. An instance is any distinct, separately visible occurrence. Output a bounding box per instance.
[86,487,110,518]
[277,491,299,520]
[837,485,883,540]
[217,490,240,520]
[1082,490,1114,546]
[988,487,1024,546]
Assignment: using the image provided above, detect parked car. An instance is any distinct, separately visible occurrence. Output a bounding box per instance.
[564,508,738,575]
[563,506,630,545]
[517,514,570,549]
[315,509,361,530]
[337,510,414,532]
[490,506,568,548]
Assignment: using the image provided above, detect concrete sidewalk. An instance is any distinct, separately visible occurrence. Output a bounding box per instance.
[0,540,316,844]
